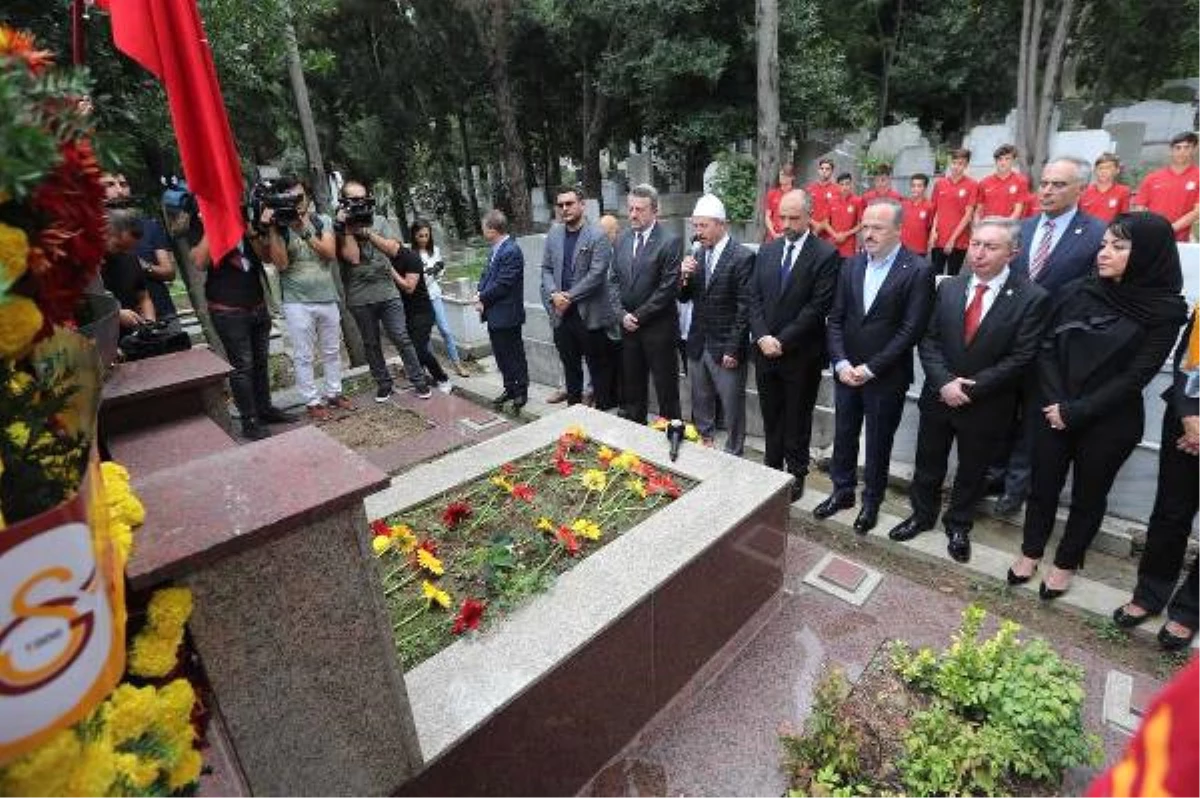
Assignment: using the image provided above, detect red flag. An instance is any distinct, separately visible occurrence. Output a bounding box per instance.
[97,0,245,260]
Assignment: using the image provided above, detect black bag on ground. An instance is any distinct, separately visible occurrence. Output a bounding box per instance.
[118,316,192,362]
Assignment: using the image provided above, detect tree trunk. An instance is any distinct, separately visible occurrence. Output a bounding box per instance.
[167,217,225,361]
[1032,0,1077,175]
[1016,0,1033,173]
[456,112,482,228]
[581,64,608,211]
[282,8,330,212]
[1015,0,1080,180]
[461,0,532,233]
[755,0,780,237]
[875,0,904,133]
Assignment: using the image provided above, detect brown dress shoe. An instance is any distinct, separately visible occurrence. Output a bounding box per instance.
[546,388,568,404]
[326,395,354,411]
[306,404,332,422]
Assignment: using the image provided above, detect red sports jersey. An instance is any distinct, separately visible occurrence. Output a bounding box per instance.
[764,186,785,239]
[977,172,1028,218]
[862,187,903,204]
[931,175,979,250]
[1079,183,1132,224]
[1134,165,1199,241]
[806,180,839,236]
[901,197,935,254]
[827,193,864,256]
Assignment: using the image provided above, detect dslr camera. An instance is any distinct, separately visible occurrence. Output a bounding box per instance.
[249,179,302,229]
[338,194,376,228]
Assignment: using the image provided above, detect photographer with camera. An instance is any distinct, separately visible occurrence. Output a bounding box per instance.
[256,175,351,421]
[102,171,179,319]
[101,208,157,330]
[190,216,298,440]
[335,180,433,401]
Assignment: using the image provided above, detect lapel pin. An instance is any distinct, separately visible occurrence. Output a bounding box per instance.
[1073,227,1082,235]
[1004,288,1013,296]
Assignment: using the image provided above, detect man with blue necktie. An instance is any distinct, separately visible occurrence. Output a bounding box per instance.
[816,199,934,529]
[748,189,839,498]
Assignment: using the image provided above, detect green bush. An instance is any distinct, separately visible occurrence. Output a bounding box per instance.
[891,605,1103,795]
[710,151,758,222]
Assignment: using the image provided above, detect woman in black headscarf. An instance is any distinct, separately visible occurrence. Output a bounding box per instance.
[1008,212,1189,599]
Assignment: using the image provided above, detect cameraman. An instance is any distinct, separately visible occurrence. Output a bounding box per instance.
[335,180,432,401]
[191,220,297,441]
[102,171,178,319]
[257,176,351,421]
[101,209,156,330]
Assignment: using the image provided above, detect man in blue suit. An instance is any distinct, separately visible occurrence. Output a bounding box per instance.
[475,209,529,410]
[992,157,1107,513]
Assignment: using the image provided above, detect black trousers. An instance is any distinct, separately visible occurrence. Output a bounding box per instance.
[488,325,528,397]
[1021,410,1143,569]
[211,305,272,429]
[930,247,967,277]
[1133,407,1199,628]
[407,310,449,384]
[621,313,681,423]
[756,355,822,476]
[829,380,908,507]
[348,298,427,392]
[553,311,616,409]
[909,404,1008,533]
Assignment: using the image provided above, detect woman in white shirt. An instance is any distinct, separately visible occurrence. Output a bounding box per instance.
[411,221,470,377]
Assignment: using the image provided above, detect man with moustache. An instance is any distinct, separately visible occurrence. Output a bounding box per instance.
[748,189,839,499]
[889,218,1049,563]
[607,184,683,423]
[816,199,935,531]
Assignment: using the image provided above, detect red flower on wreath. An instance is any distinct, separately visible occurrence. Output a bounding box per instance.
[511,483,534,502]
[647,472,681,498]
[417,538,439,557]
[370,518,389,537]
[452,598,487,634]
[500,462,515,475]
[442,500,472,528]
[555,525,580,556]
[553,454,574,477]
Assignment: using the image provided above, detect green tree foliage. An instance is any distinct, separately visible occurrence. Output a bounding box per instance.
[1074,0,1200,100]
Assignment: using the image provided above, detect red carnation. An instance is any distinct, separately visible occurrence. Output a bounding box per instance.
[370,519,389,537]
[511,483,534,502]
[553,455,574,477]
[441,500,472,528]
[451,598,487,635]
[417,538,439,557]
[500,462,515,475]
[555,525,580,556]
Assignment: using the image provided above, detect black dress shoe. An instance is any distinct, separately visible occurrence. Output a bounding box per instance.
[812,492,853,519]
[888,516,933,542]
[1157,624,1197,651]
[492,390,514,409]
[258,406,299,424]
[242,423,271,441]
[853,506,879,534]
[511,393,528,411]
[1112,605,1153,629]
[947,530,971,563]
[790,477,806,502]
[994,493,1024,515]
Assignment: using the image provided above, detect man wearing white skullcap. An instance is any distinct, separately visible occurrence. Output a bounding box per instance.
[678,194,755,454]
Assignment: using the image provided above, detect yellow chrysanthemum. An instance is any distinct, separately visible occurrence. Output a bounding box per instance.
[110,521,133,563]
[422,579,452,609]
[626,478,648,499]
[0,295,44,359]
[0,727,80,797]
[127,633,179,680]
[685,423,700,441]
[99,460,131,484]
[535,516,554,532]
[371,535,391,556]
[112,752,159,792]
[64,737,117,797]
[112,493,145,527]
[146,587,192,632]
[8,367,33,393]
[490,475,513,492]
[0,221,29,290]
[5,421,30,447]
[416,548,444,576]
[570,518,602,540]
[610,451,641,471]
[106,684,158,744]
[157,679,197,723]
[580,469,607,491]
[166,748,203,791]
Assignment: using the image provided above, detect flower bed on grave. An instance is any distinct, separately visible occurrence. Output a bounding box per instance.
[369,424,695,669]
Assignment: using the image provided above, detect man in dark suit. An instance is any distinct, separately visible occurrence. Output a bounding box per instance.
[679,194,755,455]
[748,189,839,498]
[816,199,935,530]
[607,183,683,423]
[475,209,528,410]
[541,186,618,409]
[992,157,1107,514]
[889,217,1049,562]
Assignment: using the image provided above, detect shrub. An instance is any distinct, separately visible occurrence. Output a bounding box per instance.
[710,151,758,222]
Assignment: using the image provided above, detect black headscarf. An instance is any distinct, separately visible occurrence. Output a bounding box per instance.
[1080,211,1188,328]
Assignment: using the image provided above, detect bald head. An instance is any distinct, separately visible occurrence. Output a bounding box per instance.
[778,189,811,241]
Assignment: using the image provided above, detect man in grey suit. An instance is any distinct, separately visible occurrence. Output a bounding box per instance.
[541,186,618,408]
[607,183,683,423]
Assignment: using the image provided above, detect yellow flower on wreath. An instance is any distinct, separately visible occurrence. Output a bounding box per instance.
[0,220,29,291]
[0,727,80,796]
[490,475,513,492]
[535,516,554,532]
[610,451,641,472]
[106,684,158,744]
[580,468,607,491]
[422,579,452,609]
[0,295,44,358]
[570,518,602,540]
[563,424,587,440]
[372,534,392,556]
[684,423,700,442]
[66,734,118,796]
[626,478,648,499]
[417,547,444,576]
[147,586,192,630]
[167,748,204,791]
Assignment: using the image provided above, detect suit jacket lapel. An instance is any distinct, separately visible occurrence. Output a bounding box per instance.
[778,237,815,304]
[864,249,909,318]
[968,276,1017,346]
[705,242,732,295]
[1047,218,1088,272]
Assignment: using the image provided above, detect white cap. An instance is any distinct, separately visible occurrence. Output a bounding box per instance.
[691,194,726,222]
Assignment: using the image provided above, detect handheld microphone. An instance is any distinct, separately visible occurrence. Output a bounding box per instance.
[666,418,686,462]
[683,237,701,285]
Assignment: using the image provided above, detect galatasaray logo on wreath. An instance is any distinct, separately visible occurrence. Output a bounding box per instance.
[0,565,97,695]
